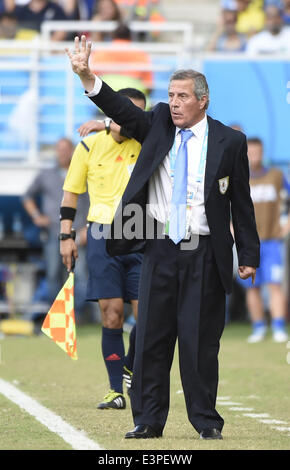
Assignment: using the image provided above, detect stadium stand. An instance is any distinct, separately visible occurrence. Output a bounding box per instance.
[0,18,193,165]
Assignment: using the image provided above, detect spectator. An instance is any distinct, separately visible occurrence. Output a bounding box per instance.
[0,8,40,41]
[233,0,265,37]
[282,0,290,24]
[114,0,166,41]
[89,22,153,97]
[238,137,290,343]
[11,0,68,41]
[114,0,163,19]
[91,0,123,42]
[22,138,91,323]
[54,0,94,39]
[56,0,92,20]
[246,5,290,54]
[2,0,95,13]
[0,0,15,13]
[207,8,247,52]
[0,11,18,38]
[0,11,46,53]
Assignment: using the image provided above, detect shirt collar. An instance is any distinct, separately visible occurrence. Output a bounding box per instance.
[176,114,207,141]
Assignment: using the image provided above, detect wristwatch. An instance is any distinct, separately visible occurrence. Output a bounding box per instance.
[104,117,112,134]
[58,233,73,241]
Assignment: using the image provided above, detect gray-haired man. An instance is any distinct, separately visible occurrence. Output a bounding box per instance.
[66,36,260,440]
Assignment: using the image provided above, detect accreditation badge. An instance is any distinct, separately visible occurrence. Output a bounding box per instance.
[218,176,229,195]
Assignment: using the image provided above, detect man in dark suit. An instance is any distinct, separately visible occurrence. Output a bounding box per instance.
[66,36,260,440]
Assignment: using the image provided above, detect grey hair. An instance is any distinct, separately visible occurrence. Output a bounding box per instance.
[169,69,210,110]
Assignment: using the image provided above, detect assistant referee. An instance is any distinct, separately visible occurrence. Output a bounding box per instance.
[59,88,146,410]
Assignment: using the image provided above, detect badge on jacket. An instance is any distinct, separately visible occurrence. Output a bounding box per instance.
[218,176,229,194]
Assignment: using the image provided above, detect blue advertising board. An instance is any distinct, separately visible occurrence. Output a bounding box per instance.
[203,59,290,173]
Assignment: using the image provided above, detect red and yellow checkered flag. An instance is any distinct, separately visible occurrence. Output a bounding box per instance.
[41,272,77,360]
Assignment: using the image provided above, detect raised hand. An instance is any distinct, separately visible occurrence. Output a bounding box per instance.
[65,35,96,92]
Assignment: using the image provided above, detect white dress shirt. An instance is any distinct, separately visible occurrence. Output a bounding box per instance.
[87,77,210,236]
[147,116,210,236]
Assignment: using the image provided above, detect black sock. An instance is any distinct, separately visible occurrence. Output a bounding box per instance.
[124,323,136,372]
[101,327,124,394]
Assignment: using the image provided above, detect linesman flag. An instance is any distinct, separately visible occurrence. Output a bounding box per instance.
[41,270,78,360]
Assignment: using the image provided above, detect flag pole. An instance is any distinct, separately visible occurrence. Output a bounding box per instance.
[70,228,76,273]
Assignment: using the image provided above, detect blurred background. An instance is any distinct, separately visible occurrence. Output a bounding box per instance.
[0,0,289,333]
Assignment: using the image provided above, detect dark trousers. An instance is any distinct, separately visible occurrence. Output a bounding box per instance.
[130,235,226,434]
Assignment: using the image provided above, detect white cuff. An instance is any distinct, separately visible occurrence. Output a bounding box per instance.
[84,76,102,97]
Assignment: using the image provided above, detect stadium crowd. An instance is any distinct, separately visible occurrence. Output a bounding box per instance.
[0,0,165,41]
[208,0,290,53]
[0,0,290,55]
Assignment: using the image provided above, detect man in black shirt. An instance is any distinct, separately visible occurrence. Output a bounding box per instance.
[13,0,67,41]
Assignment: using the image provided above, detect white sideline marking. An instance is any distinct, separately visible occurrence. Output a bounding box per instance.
[259,419,288,425]
[243,413,270,418]
[217,401,242,406]
[229,407,254,411]
[217,396,290,437]
[0,378,102,450]
[272,426,290,433]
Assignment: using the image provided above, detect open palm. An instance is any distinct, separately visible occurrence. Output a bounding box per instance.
[65,35,92,77]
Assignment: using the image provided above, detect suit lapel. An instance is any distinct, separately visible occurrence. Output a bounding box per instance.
[204,116,226,203]
[123,119,176,203]
[149,121,176,175]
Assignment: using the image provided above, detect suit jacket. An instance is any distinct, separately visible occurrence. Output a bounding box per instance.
[89,82,260,294]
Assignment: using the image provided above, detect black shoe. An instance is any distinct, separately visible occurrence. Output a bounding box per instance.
[125,424,162,439]
[200,428,223,440]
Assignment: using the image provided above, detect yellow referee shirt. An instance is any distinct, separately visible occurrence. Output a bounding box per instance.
[63,132,141,224]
